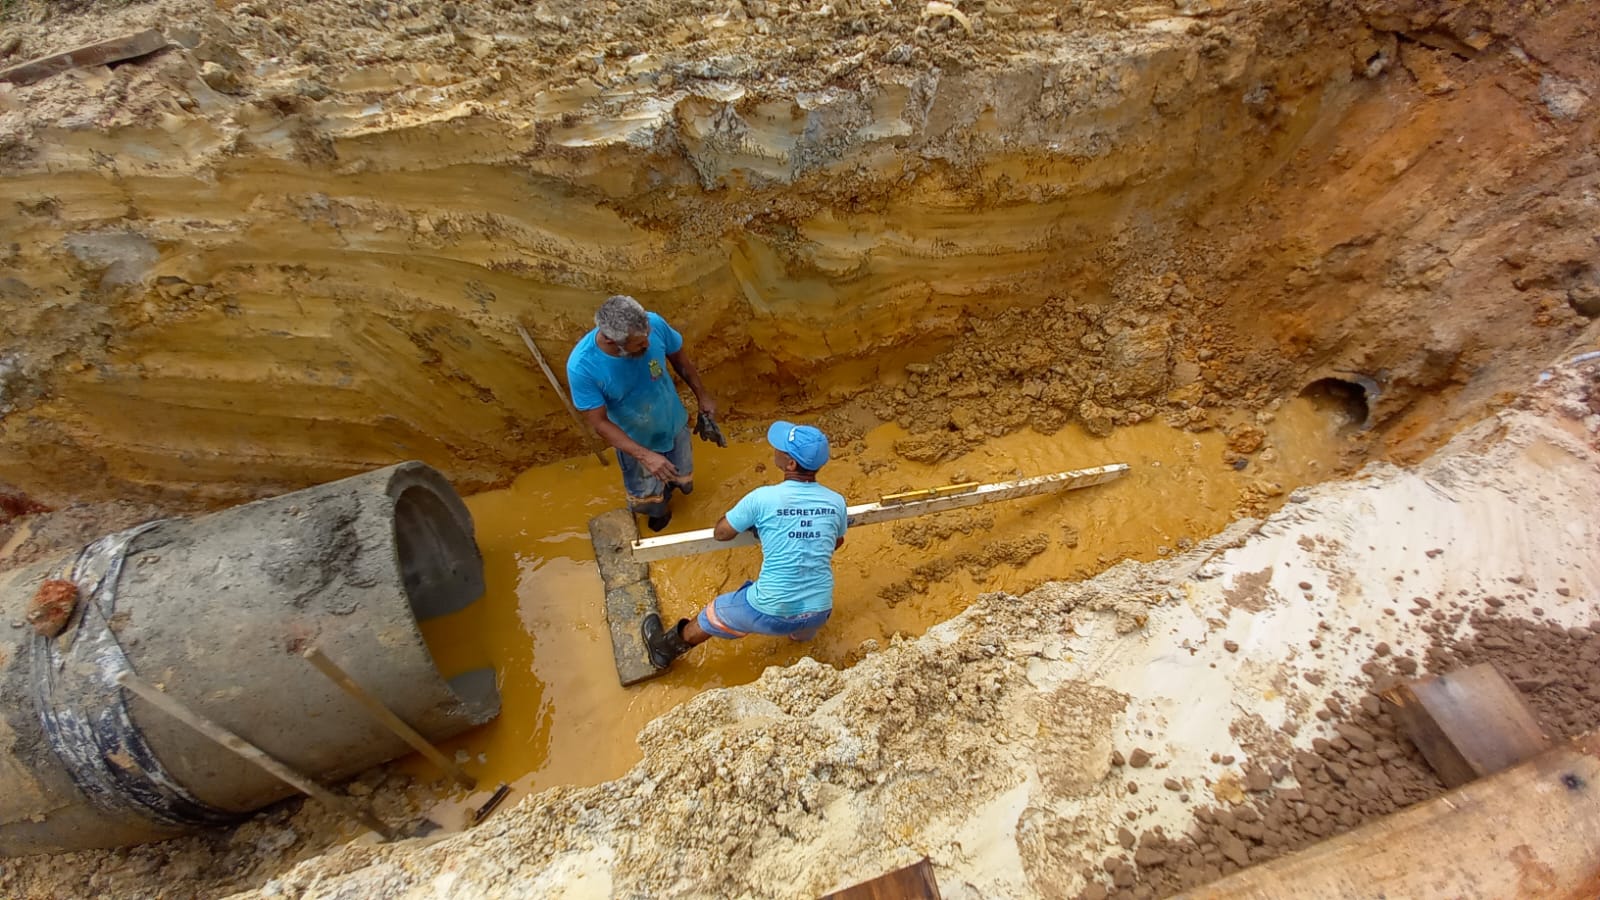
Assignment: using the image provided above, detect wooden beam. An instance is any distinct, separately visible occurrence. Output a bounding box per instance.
[302,647,476,790]
[630,464,1129,563]
[822,858,943,900]
[516,322,610,467]
[1173,732,1600,900]
[0,30,168,86]
[116,672,398,840]
[1382,663,1552,788]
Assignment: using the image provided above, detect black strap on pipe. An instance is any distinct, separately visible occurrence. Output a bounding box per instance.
[30,521,240,830]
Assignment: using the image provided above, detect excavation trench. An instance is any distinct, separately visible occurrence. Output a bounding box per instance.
[0,0,1598,894]
[411,383,1360,819]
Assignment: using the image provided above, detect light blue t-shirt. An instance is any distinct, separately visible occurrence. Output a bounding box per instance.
[566,312,689,453]
[725,480,848,617]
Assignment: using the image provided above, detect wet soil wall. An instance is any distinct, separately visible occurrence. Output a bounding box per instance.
[0,1,1595,510]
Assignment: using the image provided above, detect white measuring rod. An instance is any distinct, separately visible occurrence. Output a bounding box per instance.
[629,463,1130,563]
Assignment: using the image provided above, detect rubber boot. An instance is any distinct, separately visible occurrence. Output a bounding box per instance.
[641,614,694,669]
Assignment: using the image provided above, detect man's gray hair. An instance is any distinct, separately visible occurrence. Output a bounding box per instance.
[595,295,649,342]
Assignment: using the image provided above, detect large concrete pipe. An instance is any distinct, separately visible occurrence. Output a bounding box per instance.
[0,461,499,855]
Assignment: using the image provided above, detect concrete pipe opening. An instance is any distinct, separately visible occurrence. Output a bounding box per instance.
[0,462,500,856]
[393,482,501,714]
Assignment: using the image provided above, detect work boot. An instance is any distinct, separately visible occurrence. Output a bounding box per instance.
[641,614,694,669]
[646,510,672,532]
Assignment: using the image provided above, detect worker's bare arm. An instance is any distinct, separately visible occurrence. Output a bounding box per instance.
[582,406,678,480]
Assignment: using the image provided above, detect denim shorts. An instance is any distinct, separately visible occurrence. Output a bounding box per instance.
[697,581,832,641]
[617,426,694,516]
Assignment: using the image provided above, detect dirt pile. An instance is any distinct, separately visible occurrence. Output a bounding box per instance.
[0,496,170,570]
[868,297,1197,464]
[0,767,425,900]
[1088,604,1600,899]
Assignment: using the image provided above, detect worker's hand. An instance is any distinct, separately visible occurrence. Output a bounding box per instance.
[697,396,718,419]
[640,451,679,481]
[693,410,727,448]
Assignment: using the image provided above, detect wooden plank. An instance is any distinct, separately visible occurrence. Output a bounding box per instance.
[302,647,476,790]
[115,671,398,840]
[1174,732,1600,900]
[589,510,666,687]
[822,858,942,900]
[632,464,1130,563]
[880,482,980,505]
[1382,662,1551,788]
[0,30,168,86]
[516,323,610,466]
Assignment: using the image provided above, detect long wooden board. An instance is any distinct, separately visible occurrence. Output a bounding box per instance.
[0,30,168,86]
[1174,732,1600,899]
[516,323,609,467]
[630,464,1129,563]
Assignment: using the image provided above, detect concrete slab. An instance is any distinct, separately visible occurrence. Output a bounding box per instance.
[588,508,650,591]
[588,510,665,687]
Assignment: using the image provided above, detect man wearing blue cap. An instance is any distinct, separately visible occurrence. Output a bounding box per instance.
[641,421,848,668]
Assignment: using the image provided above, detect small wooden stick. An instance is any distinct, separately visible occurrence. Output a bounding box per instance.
[471,782,512,826]
[302,647,477,790]
[515,322,610,466]
[115,671,397,840]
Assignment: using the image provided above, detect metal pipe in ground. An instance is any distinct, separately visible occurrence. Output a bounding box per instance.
[0,461,500,856]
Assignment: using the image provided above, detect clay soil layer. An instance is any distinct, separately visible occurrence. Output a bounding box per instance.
[1,0,1599,897]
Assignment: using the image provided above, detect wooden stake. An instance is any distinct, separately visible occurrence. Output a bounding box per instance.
[115,671,398,841]
[302,647,477,790]
[515,323,610,466]
[470,783,512,826]
[630,464,1130,563]
[1381,662,1551,788]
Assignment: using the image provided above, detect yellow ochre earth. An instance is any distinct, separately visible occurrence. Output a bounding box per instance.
[412,395,1352,825]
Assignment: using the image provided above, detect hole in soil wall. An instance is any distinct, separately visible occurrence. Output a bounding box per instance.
[1300,377,1375,432]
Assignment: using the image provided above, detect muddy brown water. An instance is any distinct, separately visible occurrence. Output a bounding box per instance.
[411,395,1356,824]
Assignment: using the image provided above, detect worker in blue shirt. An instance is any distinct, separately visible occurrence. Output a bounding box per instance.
[642,421,848,668]
[567,295,724,532]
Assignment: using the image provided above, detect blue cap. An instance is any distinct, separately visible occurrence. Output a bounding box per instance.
[766,421,830,470]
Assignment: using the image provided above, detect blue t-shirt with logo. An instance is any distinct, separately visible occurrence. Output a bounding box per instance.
[566,312,689,453]
[725,480,848,617]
